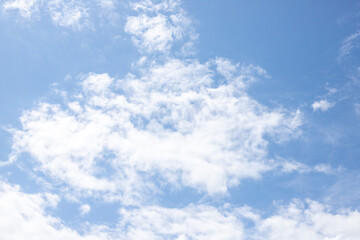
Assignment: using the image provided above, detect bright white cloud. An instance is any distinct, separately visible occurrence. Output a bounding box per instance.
[123,201,360,240]
[0,180,244,239]
[1,180,359,240]
[3,176,360,240]
[10,57,302,201]
[47,0,89,29]
[2,0,354,239]
[312,99,335,112]
[274,157,339,175]
[125,0,196,54]
[125,13,176,52]
[0,180,106,240]
[247,200,360,240]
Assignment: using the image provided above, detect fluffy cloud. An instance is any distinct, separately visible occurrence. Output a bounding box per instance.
[121,200,360,240]
[1,180,360,240]
[247,200,360,240]
[312,99,335,112]
[125,0,196,54]
[0,180,106,240]
[3,0,355,239]
[10,57,302,202]
[47,0,89,29]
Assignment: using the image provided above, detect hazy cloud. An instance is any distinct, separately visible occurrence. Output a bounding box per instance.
[312,100,335,112]
[2,0,119,29]
[3,0,40,18]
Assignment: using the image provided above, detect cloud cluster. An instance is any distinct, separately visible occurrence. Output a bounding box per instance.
[1,180,359,240]
[120,200,360,240]
[47,0,89,29]
[248,200,360,240]
[0,180,107,240]
[119,205,244,240]
[3,0,355,239]
[10,57,302,202]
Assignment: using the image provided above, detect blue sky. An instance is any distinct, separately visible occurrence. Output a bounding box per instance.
[0,0,360,239]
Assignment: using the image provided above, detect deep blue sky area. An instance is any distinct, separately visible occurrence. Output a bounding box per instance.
[189,0,356,98]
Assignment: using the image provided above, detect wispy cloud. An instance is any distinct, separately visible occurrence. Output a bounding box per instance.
[3,0,40,18]
[2,0,120,29]
[338,31,360,62]
[323,172,360,207]
[5,0,318,207]
[311,99,335,112]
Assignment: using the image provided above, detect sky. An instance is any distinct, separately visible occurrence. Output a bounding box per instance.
[0,0,360,239]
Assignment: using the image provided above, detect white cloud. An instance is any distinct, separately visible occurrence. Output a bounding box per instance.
[0,180,105,240]
[80,204,91,215]
[47,0,89,29]
[314,163,341,175]
[9,57,303,201]
[97,0,115,10]
[131,0,180,12]
[119,204,244,240]
[277,159,310,173]
[246,199,360,240]
[125,13,176,53]
[274,157,339,175]
[214,58,270,89]
[125,0,196,54]
[312,100,335,112]
[1,180,359,240]
[3,0,40,18]
[82,72,114,93]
